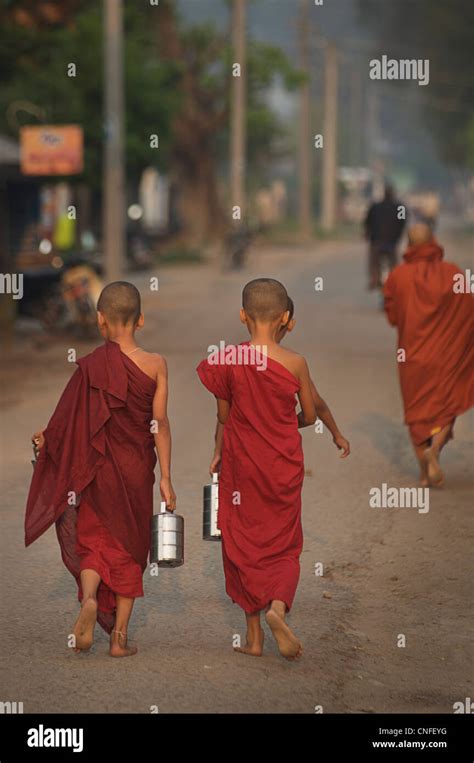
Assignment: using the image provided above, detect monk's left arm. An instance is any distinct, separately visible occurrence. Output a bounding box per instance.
[209,419,224,476]
[309,379,350,458]
[214,420,224,452]
[152,356,176,509]
[152,358,171,474]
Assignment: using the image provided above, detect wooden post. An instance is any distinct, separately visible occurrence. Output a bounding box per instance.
[103,0,125,281]
[230,0,247,224]
[298,0,312,238]
[321,41,338,232]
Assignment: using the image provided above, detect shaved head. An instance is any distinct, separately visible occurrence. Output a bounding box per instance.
[242,278,289,322]
[408,223,433,247]
[97,281,141,325]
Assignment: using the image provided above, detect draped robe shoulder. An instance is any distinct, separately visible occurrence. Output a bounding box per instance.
[25,340,157,632]
[197,343,305,613]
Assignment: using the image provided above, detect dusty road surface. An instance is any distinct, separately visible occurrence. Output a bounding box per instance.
[1,235,472,713]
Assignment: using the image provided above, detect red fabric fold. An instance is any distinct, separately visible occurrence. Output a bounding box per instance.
[25,341,157,632]
[197,343,305,614]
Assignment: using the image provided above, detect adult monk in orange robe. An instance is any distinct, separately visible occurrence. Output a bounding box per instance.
[25,282,176,656]
[383,224,473,486]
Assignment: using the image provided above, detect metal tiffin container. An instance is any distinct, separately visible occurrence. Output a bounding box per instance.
[203,472,221,541]
[150,501,184,567]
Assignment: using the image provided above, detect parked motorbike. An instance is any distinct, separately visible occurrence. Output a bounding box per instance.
[61,262,103,333]
[18,256,103,334]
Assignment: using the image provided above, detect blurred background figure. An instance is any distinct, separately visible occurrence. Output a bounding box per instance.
[406,188,441,231]
[364,184,407,291]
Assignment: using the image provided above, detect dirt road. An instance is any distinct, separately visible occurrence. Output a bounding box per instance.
[1,235,472,713]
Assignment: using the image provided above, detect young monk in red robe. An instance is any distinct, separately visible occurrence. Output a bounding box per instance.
[383,224,473,486]
[25,281,176,657]
[209,296,350,471]
[198,278,349,660]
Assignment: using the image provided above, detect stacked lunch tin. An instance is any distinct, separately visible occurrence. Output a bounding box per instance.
[203,472,221,541]
[150,501,184,567]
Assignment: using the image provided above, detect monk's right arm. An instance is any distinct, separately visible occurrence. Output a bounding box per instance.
[152,356,176,509]
[309,379,350,457]
[32,430,45,449]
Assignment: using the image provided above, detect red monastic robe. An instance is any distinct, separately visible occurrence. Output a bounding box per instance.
[197,343,305,613]
[383,240,473,445]
[25,340,157,633]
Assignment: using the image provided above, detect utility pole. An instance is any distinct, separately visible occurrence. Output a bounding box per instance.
[321,41,338,232]
[350,66,362,166]
[230,0,246,224]
[367,85,384,198]
[366,84,378,166]
[103,0,125,281]
[298,0,312,239]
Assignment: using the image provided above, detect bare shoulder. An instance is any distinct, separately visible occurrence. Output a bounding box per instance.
[291,352,310,378]
[273,346,308,378]
[150,352,168,373]
[136,350,167,382]
[149,352,167,366]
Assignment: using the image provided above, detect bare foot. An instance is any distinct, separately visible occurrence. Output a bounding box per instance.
[109,630,138,658]
[419,475,429,487]
[265,608,303,660]
[234,630,264,657]
[424,447,444,487]
[72,597,97,652]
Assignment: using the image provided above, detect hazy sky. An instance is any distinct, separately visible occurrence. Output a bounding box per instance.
[177,0,366,60]
[175,0,448,182]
